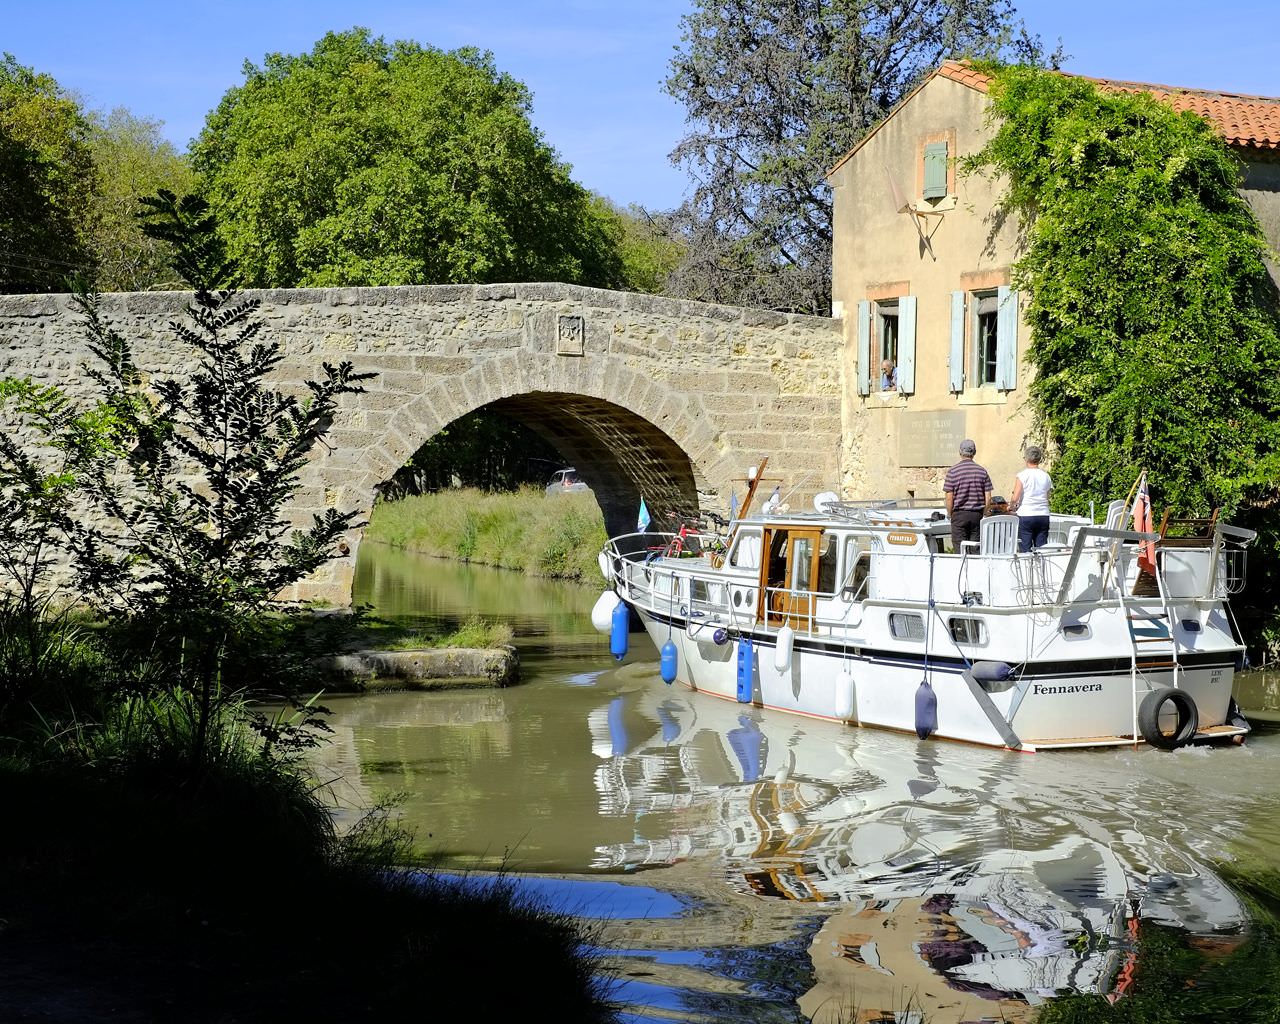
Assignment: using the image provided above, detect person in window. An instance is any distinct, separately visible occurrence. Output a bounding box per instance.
[880,359,898,391]
[1009,445,1053,552]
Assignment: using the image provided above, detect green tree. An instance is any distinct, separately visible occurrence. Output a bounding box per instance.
[192,28,623,289]
[964,66,1280,518]
[663,1,1058,313]
[1,192,373,761]
[85,109,195,291]
[589,197,685,295]
[0,54,97,293]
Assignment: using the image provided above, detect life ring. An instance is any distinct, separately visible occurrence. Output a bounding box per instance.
[1137,687,1198,750]
[709,552,725,569]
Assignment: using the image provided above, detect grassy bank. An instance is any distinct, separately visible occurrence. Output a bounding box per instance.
[367,486,608,584]
[347,613,514,652]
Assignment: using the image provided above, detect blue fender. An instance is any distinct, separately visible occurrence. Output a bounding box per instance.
[915,680,937,740]
[610,601,630,661]
[660,639,678,684]
[736,638,754,703]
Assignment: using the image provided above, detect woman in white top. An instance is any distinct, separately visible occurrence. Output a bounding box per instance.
[1009,445,1053,552]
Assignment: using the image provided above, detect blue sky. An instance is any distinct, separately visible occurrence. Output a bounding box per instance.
[3,1,1275,211]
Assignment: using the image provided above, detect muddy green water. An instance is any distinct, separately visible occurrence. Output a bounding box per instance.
[325,543,1280,1024]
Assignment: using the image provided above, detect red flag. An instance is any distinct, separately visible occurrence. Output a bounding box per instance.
[1133,473,1156,574]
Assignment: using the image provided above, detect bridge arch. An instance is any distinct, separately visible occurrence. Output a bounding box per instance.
[379,352,741,533]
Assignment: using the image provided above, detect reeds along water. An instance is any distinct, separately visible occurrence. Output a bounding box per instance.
[366,486,608,584]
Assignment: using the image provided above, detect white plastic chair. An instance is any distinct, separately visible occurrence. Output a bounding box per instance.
[1103,499,1126,531]
[980,515,1019,556]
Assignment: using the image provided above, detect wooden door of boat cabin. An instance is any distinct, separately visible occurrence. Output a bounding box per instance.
[759,528,822,629]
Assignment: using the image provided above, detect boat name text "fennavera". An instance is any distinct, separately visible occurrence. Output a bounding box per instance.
[1031,683,1105,695]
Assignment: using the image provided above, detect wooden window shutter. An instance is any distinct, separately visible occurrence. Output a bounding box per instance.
[995,286,1019,390]
[857,300,872,396]
[897,295,917,394]
[949,290,966,392]
[923,141,948,199]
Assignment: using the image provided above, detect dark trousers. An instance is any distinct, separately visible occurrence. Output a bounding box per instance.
[1018,515,1050,552]
[950,509,983,551]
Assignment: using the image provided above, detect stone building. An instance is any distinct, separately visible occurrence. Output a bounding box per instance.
[828,60,1280,505]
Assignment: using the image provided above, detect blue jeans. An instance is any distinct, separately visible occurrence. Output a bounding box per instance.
[1018,516,1050,552]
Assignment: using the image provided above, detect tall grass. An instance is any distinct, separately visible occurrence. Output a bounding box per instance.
[367,486,608,584]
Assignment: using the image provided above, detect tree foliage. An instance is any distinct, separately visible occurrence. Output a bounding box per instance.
[0,53,97,293]
[85,109,195,291]
[964,65,1280,519]
[0,191,373,756]
[664,1,1056,313]
[191,28,624,289]
[589,197,685,295]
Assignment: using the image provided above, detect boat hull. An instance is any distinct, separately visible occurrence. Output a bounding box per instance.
[636,609,1244,751]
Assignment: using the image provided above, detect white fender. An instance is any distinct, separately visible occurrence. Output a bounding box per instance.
[834,668,855,721]
[597,550,612,582]
[591,590,621,634]
[774,625,794,673]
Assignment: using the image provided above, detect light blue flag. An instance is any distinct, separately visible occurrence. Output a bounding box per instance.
[637,496,650,532]
[729,491,739,522]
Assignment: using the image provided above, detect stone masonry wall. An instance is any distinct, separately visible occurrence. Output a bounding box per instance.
[0,283,843,604]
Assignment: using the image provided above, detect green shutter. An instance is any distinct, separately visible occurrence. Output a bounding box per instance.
[995,286,1018,390]
[949,291,966,392]
[857,300,872,396]
[923,141,948,199]
[897,296,917,394]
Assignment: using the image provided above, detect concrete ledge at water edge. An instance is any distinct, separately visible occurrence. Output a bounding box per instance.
[320,645,519,693]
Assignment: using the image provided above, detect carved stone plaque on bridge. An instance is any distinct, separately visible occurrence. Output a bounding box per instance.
[556,315,585,356]
[898,410,967,467]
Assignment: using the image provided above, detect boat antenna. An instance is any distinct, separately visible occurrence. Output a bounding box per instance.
[775,471,815,511]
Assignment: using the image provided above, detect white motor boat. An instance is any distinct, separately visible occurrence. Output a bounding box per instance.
[594,494,1255,752]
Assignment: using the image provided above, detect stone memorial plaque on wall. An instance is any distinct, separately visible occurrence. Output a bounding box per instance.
[898,410,967,467]
[556,315,585,355]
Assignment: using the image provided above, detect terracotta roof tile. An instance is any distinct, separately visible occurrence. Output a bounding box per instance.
[938,60,1280,152]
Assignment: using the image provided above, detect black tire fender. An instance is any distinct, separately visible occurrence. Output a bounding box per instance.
[1137,687,1199,750]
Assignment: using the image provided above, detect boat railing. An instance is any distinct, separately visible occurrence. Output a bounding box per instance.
[1207,524,1257,597]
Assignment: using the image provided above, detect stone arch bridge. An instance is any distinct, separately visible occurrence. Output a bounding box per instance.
[1,283,843,603]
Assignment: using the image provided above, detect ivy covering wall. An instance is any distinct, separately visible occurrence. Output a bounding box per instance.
[965,65,1280,521]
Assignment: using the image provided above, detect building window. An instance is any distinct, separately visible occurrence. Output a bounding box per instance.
[877,300,898,388]
[923,141,948,200]
[973,291,1000,386]
[858,296,917,395]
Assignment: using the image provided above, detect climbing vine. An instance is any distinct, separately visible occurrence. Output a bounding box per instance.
[964,64,1280,521]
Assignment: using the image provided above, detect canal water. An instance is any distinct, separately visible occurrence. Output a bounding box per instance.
[322,543,1280,1024]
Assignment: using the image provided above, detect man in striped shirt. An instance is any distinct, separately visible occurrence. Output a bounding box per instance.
[944,439,992,552]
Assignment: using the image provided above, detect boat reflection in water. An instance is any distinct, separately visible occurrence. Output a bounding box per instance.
[587,673,1247,1022]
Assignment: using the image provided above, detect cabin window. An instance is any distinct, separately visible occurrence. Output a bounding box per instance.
[1181,619,1202,633]
[841,536,872,599]
[1061,623,1091,639]
[889,612,925,641]
[729,530,762,569]
[815,533,839,594]
[948,617,987,645]
[791,536,815,591]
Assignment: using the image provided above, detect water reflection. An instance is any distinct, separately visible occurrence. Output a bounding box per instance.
[338,545,1280,1024]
